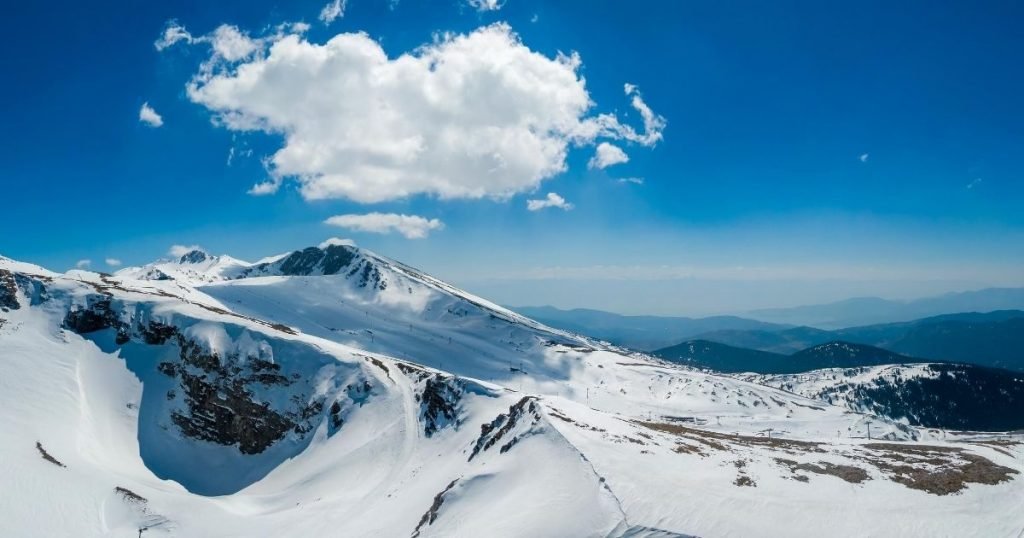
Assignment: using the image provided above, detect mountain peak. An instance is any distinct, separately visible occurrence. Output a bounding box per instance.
[178,249,209,264]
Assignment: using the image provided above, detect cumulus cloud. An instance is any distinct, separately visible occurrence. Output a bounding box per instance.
[527,192,573,211]
[319,0,346,24]
[467,0,505,11]
[168,244,204,257]
[859,153,869,163]
[617,177,644,185]
[179,23,664,203]
[105,258,122,268]
[75,259,91,269]
[318,237,356,248]
[139,102,163,127]
[324,213,444,239]
[588,142,629,169]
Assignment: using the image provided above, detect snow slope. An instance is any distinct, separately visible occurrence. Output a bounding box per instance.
[1,246,1022,537]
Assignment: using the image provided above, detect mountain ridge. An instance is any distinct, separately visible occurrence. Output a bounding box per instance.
[1,244,1021,537]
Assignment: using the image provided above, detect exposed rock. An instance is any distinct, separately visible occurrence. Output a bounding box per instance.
[36,442,65,468]
[412,479,459,538]
[469,397,541,461]
[62,297,130,344]
[238,245,386,289]
[139,320,178,345]
[418,375,463,437]
[0,270,47,311]
[178,250,209,264]
[0,269,19,310]
[114,486,147,504]
[166,335,324,454]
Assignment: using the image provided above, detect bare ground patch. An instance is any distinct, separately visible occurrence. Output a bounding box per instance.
[774,458,869,484]
[859,443,1018,495]
[633,422,1017,495]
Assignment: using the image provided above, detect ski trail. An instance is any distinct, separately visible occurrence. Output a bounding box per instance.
[331,361,421,524]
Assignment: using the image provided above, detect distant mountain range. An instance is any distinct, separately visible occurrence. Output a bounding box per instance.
[515,304,1024,372]
[653,340,926,375]
[510,305,787,350]
[744,288,1024,328]
[692,310,1024,372]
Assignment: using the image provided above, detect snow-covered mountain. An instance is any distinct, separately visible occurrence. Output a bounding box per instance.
[739,362,1024,432]
[1,245,1021,537]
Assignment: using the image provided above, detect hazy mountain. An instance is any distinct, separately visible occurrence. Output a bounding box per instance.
[689,326,836,354]
[653,340,927,375]
[650,339,791,373]
[511,305,788,350]
[746,288,1024,328]
[688,310,1024,372]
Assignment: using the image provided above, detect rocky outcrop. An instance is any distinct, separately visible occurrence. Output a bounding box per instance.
[418,375,463,437]
[62,297,130,344]
[178,250,209,264]
[61,295,336,455]
[238,245,386,290]
[469,397,542,461]
[0,270,48,312]
[163,335,324,455]
[0,270,19,311]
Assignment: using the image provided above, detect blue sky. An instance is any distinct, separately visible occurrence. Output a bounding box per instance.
[2,0,1022,315]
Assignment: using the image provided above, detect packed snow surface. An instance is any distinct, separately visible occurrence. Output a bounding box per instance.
[1,246,1021,537]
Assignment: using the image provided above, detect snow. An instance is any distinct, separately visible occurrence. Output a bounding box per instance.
[1,244,1022,537]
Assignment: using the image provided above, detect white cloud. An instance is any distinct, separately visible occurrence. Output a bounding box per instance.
[168,244,204,257]
[617,177,644,185]
[324,213,444,239]
[527,192,573,211]
[155,22,265,62]
[530,14,539,23]
[859,153,869,162]
[318,237,357,248]
[75,259,91,269]
[967,177,982,189]
[467,0,505,11]
[208,25,258,61]
[139,102,163,127]
[183,23,665,203]
[155,22,194,50]
[105,258,122,268]
[588,142,629,169]
[319,0,347,24]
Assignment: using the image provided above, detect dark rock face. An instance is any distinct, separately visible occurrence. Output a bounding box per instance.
[0,269,19,311]
[62,297,131,344]
[469,397,541,461]
[178,250,209,264]
[61,295,334,456]
[418,376,463,437]
[0,270,47,311]
[165,335,324,455]
[278,245,357,276]
[239,245,386,290]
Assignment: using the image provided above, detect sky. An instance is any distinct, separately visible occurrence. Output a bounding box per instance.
[2,0,1023,316]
